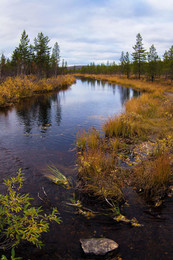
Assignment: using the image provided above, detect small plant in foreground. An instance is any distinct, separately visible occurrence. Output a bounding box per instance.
[0,169,61,250]
[43,164,71,189]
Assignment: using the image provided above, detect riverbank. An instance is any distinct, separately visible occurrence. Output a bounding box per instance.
[74,73,173,94]
[0,74,76,107]
[75,74,173,205]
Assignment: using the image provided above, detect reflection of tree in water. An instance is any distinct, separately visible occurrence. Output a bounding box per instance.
[38,97,51,129]
[118,86,130,105]
[118,86,140,105]
[16,93,63,134]
[16,98,39,134]
[55,94,62,126]
[133,89,141,98]
[109,83,116,95]
[16,95,52,134]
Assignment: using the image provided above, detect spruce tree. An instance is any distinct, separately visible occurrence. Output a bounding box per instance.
[124,52,130,78]
[51,42,60,77]
[147,44,159,81]
[34,32,51,77]
[11,30,30,75]
[132,33,146,79]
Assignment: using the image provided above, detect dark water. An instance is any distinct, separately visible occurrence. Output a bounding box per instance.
[0,78,172,259]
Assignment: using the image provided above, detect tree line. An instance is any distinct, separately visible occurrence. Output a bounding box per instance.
[0,30,68,79]
[79,33,173,82]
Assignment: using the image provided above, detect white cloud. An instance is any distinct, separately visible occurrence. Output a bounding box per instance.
[0,0,172,64]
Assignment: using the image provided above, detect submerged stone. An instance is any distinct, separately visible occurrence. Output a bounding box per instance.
[80,238,119,255]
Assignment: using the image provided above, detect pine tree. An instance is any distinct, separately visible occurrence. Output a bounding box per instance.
[0,53,6,79]
[147,44,159,81]
[124,52,130,78]
[34,32,51,77]
[132,33,146,79]
[120,51,125,75]
[11,30,30,75]
[51,42,60,77]
[167,46,173,80]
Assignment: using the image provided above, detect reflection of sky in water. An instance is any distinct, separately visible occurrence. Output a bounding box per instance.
[0,79,140,170]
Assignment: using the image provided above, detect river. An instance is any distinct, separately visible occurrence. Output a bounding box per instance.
[0,78,172,259]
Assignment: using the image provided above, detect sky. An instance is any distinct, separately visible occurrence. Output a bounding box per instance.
[0,0,173,65]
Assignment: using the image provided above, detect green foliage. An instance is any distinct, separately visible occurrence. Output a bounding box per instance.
[11,30,31,75]
[51,42,60,77]
[0,169,61,250]
[1,248,22,260]
[132,33,147,79]
[147,44,159,81]
[33,32,51,77]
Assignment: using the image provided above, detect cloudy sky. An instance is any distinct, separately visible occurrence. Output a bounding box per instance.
[0,0,173,65]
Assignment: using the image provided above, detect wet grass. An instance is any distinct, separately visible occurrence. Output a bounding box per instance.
[0,74,75,107]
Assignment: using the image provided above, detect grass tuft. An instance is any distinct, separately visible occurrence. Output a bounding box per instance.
[132,153,172,201]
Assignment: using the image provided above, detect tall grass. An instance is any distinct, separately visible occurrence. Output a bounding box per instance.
[77,149,124,202]
[125,94,160,118]
[76,128,100,151]
[132,153,172,201]
[103,114,144,138]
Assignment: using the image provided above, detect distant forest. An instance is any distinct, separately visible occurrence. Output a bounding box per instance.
[78,33,173,82]
[1,31,173,81]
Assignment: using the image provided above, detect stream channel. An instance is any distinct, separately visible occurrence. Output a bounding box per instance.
[0,78,172,259]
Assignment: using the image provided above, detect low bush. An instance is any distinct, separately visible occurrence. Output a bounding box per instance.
[0,169,61,250]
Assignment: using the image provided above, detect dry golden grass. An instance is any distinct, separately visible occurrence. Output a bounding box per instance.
[132,153,172,201]
[77,148,124,202]
[0,75,75,106]
[103,113,145,139]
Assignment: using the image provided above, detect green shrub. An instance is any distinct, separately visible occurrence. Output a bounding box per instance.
[0,169,61,250]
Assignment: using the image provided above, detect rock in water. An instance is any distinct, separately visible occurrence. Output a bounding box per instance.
[80,238,119,255]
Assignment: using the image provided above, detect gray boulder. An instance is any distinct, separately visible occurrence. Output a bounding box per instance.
[80,238,119,255]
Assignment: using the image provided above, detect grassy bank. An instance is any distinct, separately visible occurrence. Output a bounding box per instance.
[0,75,76,107]
[75,73,173,94]
[76,74,173,205]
